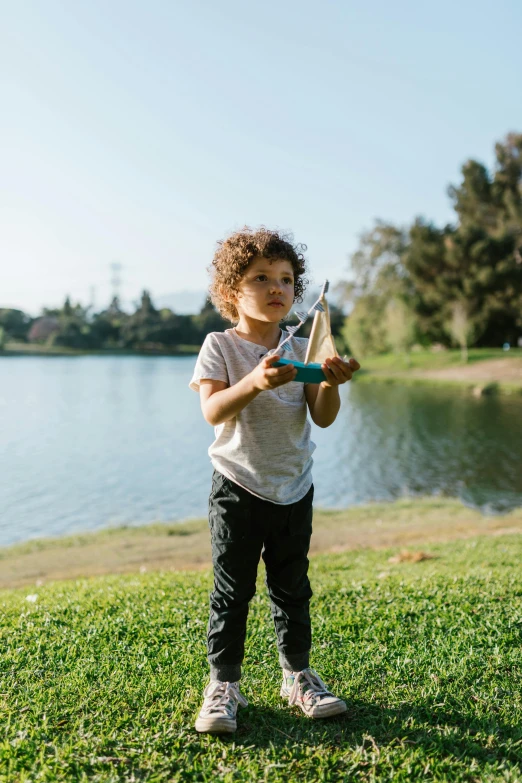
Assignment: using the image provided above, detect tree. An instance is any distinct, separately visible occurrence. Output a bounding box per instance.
[492,132,522,240]
[342,295,389,357]
[120,290,199,349]
[48,297,94,349]
[28,317,59,343]
[344,221,408,304]
[402,218,450,343]
[404,219,522,347]
[91,297,127,348]
[385,298,416,359]
[120,290,160,347]
[446,301,476,362]
[344,133,522,350]
[339,222,415,356]
[448,160,497,233]
[0,308,32,342]
[449,133,522,240]
[445,227,520,345]
[446,133,522,344]
[191,299,229,343]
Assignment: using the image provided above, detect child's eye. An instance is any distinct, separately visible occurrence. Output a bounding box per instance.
[255,275,267,281]
[283,278,294,285]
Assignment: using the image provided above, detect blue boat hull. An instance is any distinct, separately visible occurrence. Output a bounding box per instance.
[273,358,326,383]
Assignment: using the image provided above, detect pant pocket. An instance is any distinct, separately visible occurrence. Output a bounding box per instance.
[209,474,252,541]
[208,470,226,505]
[288,483,314,537]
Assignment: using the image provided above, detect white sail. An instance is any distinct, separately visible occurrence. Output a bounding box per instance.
[304,293,339,365]
[274,279,339,365]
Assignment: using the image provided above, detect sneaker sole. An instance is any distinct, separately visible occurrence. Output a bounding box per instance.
[280,689,348,719]
[195,716,237,734]
[308,700,348,719]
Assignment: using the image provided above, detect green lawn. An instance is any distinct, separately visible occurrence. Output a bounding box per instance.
[351,348,522,395]
[358,348,518,373]
[2,534,521,782]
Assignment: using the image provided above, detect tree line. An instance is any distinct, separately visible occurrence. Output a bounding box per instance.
[1,132,521,356]
[0,293,227,353]
[0,290,347,353]
[341,132,522,357]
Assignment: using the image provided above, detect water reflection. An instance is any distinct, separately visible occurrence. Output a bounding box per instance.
[311,383,522,514]
[1,356,521,547]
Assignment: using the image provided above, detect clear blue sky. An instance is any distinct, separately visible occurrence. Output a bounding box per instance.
[3,0,521,314]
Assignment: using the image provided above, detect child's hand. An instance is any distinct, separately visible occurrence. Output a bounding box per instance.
[320,356,360,389]
[251,354,297,392]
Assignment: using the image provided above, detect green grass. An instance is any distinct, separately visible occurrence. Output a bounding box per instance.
[2,535,521,782]
[352,348,522,396]
[354,374,522,396]
[358,348,518,373]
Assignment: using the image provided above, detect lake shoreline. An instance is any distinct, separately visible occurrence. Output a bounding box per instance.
[355,372,522,395]
[3,345,521,393]
[2,496,521,591]
[356,352,522,395]
[1,343,200,357]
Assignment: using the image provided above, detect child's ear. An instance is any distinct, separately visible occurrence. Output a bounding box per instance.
[221,285,239,305]
[216,283,229,301]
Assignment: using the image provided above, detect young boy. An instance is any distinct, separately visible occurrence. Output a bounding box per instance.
[189,227,360,733]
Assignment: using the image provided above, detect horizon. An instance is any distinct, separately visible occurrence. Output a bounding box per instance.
[10,281,340,319]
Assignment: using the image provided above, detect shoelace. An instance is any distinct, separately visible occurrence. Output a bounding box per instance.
[287,669,333,706]
[202,681,248,715]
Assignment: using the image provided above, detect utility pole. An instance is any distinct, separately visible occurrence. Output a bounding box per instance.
[89,285,97,313]
[110,262,122,306]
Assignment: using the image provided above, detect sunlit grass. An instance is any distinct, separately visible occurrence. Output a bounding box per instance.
[353,348,522,395]
[359,347,517,372]
[2,534,521,781]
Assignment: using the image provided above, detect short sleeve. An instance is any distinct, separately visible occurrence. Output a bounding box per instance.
[189,333,229,392]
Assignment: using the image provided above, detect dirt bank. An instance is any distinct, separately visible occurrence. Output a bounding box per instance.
[416,357,522,383]
[1,497,521,590]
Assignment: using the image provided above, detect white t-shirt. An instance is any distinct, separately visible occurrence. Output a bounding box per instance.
[189,328,316,504]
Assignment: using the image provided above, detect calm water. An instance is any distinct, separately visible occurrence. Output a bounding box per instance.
[1,356,522,548]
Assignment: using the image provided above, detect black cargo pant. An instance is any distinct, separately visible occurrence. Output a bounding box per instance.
[207,470,314,682]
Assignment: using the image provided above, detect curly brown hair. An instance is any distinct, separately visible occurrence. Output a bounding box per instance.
[208,226,309,323]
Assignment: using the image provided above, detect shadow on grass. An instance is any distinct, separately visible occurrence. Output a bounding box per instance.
[207,698,521,769]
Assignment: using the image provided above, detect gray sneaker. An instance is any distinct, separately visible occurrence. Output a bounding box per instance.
[281,668,347,718]
[195,680,248,733]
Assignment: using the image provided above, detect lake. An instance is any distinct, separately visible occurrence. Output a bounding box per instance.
[1,355,522,548]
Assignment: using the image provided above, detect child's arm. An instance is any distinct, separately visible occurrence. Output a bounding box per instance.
[305,357,360,428]
[200,354,297,426]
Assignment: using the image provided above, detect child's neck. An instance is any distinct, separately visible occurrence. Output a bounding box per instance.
[234,317,282,350]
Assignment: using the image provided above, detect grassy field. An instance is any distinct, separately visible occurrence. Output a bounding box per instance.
[357,348,513,371]
[2,533,521,782]
[354,348,522,395]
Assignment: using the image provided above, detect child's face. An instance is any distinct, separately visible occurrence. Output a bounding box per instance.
[234,256,295,323]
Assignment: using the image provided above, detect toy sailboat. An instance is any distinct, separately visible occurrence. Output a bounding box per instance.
[271,280,339,383]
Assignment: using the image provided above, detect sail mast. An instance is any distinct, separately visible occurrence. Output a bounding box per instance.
[276,280,329,356]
